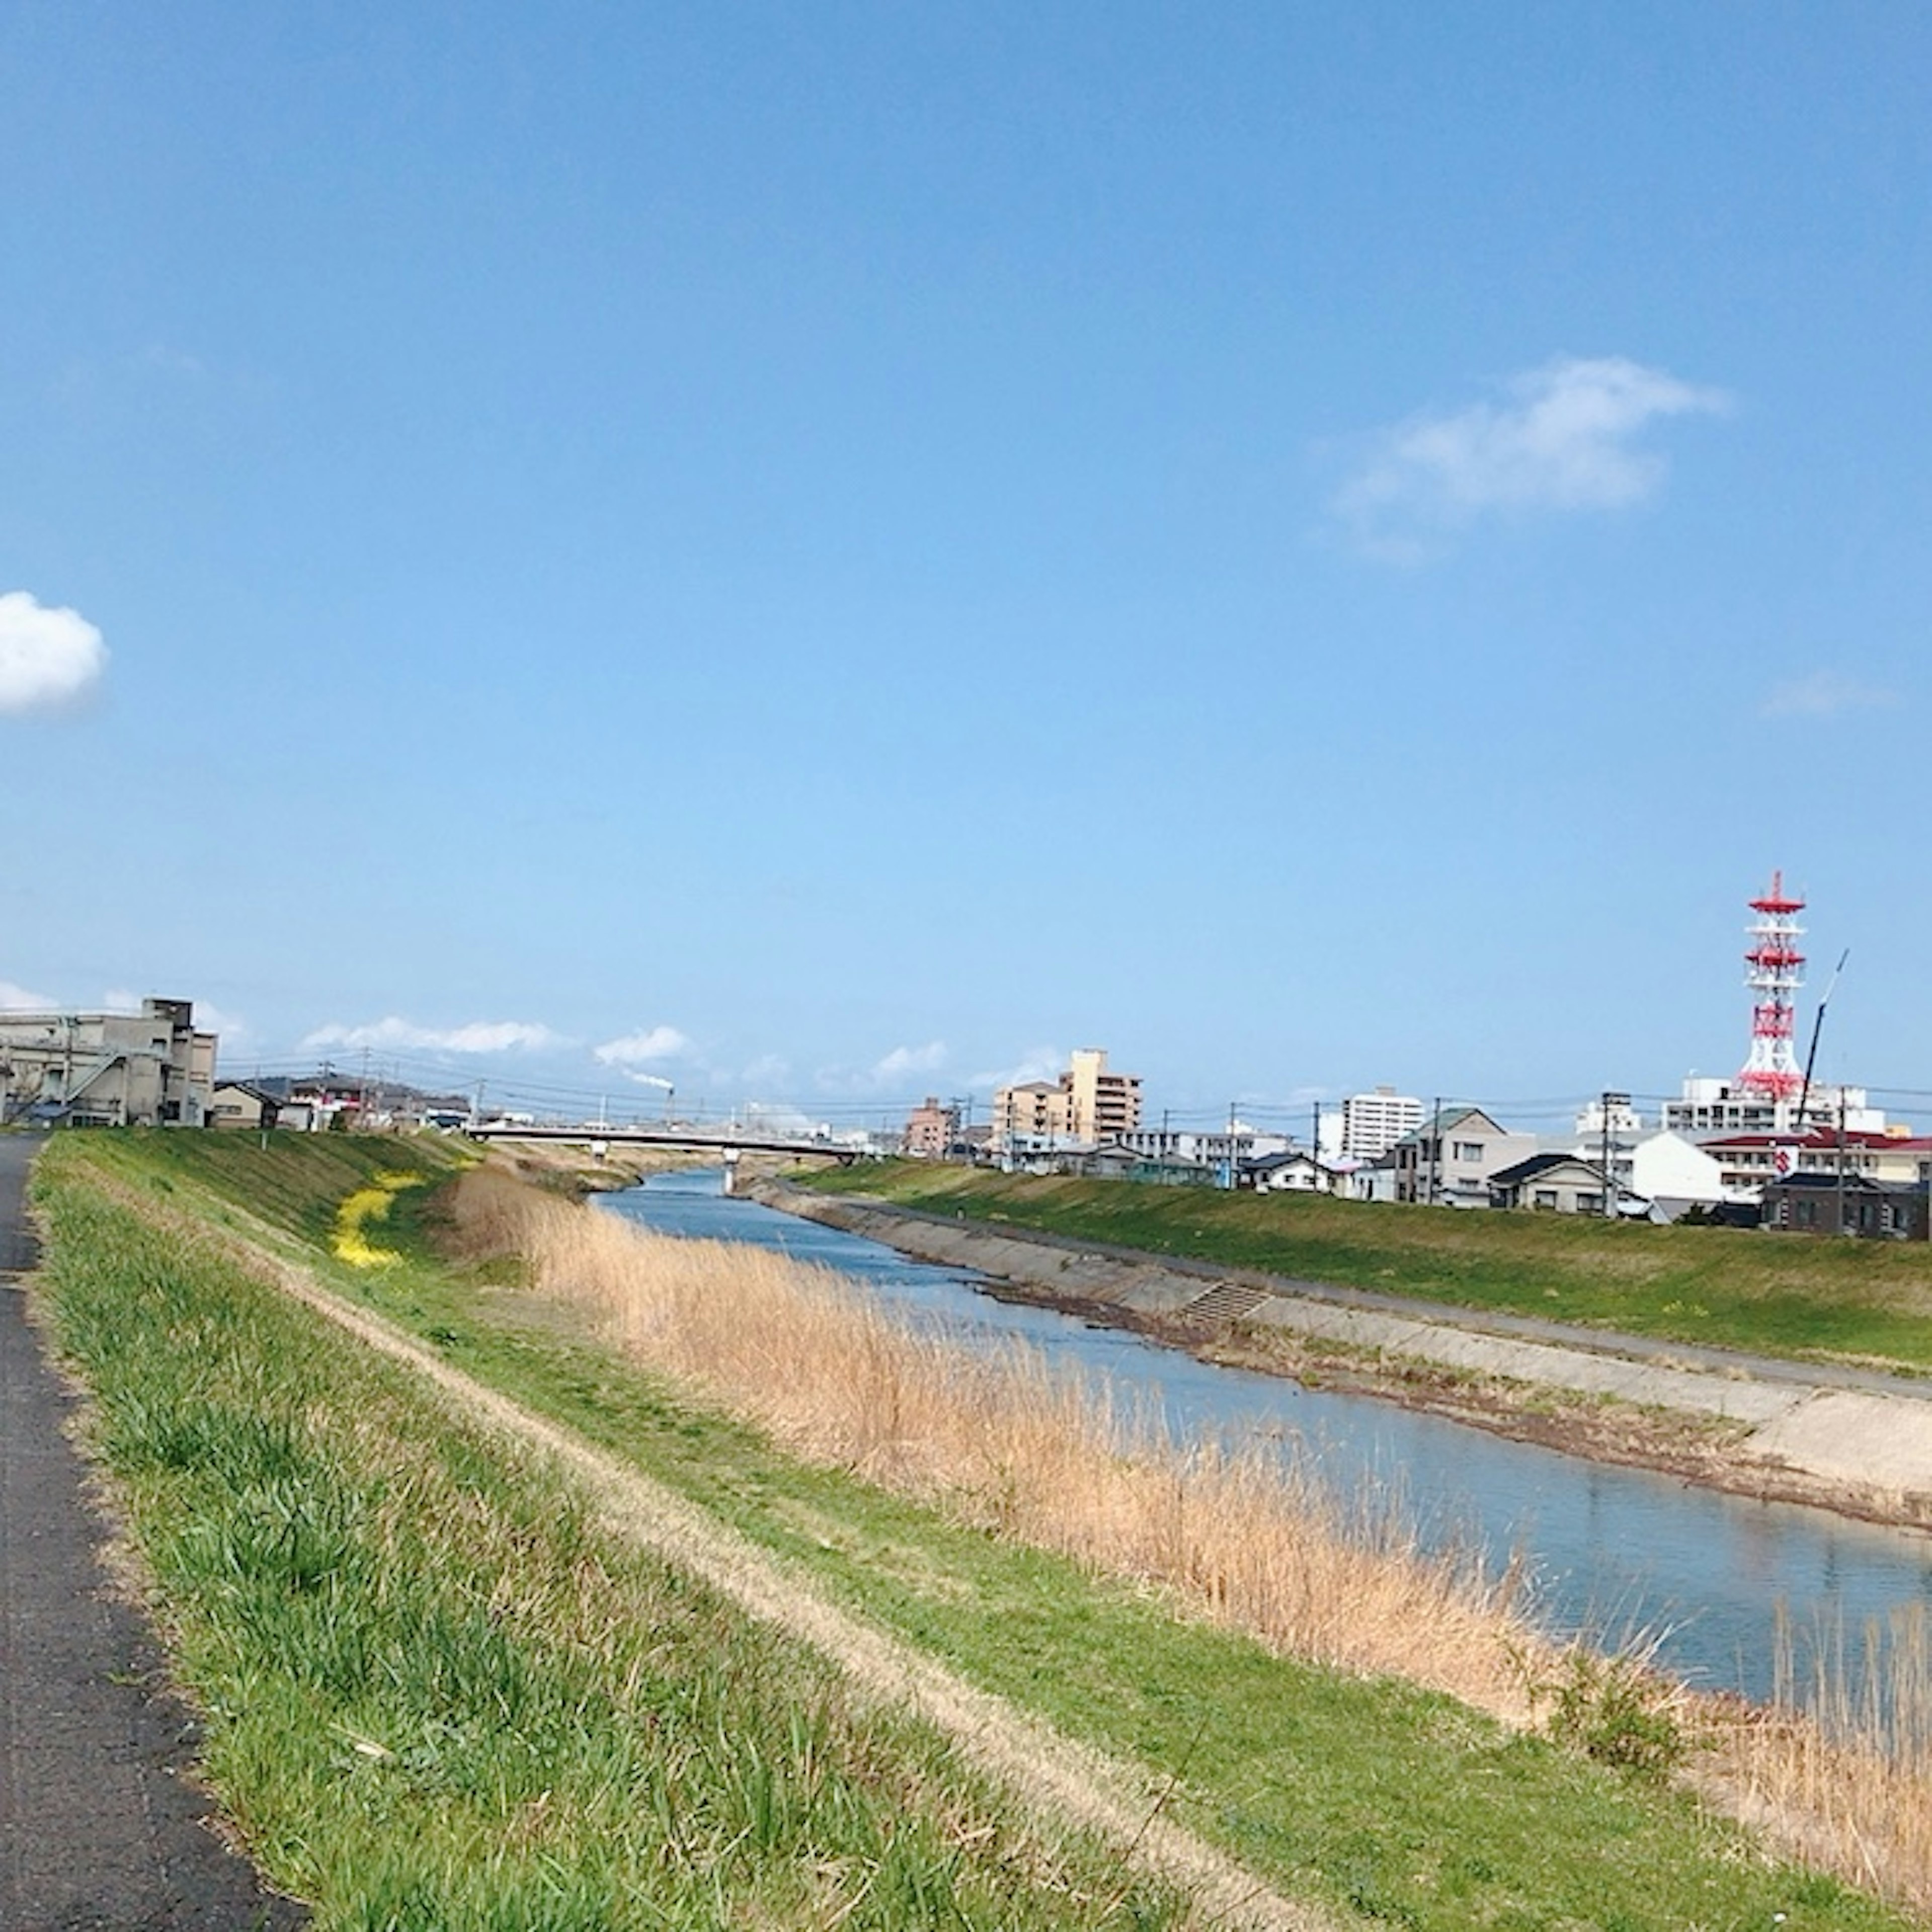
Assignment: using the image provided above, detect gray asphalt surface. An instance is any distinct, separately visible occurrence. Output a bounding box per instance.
[0,1134,306,1930]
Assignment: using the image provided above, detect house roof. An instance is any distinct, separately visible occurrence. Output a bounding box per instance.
[1389,1106,1506,1149]
[1246,1149,1325,1174]
[1702,1130,1932,1152]
[1764,1172,1926,1197]
[1489,1152,1607,1189]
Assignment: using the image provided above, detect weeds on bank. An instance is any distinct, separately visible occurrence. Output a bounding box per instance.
[452,1164,1932,1923]
[30,1162,1191,1930]
[42,1133,1930,1930]
[802,1161,1932,1373]
[460,1167,1531,1710]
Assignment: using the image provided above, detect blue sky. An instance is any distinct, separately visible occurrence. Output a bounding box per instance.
[4,3,1928,1131]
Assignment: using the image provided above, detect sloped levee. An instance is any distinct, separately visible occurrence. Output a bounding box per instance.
[752,1178,1932,1528]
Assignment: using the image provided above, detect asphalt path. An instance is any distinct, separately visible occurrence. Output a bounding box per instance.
[0,1134,305,1930]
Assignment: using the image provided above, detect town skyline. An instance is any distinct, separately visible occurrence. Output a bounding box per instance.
[5,8,1928,1113]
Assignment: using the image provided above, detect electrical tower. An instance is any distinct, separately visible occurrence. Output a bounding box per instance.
[1736,871,1806,1101]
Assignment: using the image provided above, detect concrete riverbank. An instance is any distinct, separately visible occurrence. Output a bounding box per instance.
[753,1178,1932,1532]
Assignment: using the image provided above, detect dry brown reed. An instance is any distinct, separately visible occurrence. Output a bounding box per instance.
[451,1167,1535,1711]
[448,1166,1932,1912]
[1689,1604,1932,1915]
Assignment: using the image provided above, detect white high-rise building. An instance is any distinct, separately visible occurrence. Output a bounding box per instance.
[1341,1087,1424,1161]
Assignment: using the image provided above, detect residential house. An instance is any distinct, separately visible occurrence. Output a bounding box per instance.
[1245,1149,1348,1195]
[1762,1174,1930,1241]
[1489,1152,1632,1216]
[209,1081,281,1131]
[1390,1107,1537,1208]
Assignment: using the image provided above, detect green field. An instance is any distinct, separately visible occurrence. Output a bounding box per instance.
[27,1131,1919,1929]
[797,1160,1932,1372]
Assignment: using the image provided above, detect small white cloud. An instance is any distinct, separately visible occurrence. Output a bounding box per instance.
[301,1016,562,1054]
[1760,670,1897,719]
[1333,356,1729,561]
[871,1040,946,1082]
[593,1025,690,1067]
[102,988,142,1014]
[970,1046,1065,1090]
[194,1000,248,1043]
[0,592,108,714]
[0,979,55,1011]
[810,1040,949,1096]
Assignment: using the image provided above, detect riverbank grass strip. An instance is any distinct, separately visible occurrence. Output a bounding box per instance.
[40,1132,1923,1931]
[31,1157,1204,1929]
[799,1160,1932,1374]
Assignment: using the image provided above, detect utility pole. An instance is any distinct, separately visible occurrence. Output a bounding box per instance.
[1600,1091,1614,1220]
[1836,1091,1848,1236]
[1427,1096,1441,1205]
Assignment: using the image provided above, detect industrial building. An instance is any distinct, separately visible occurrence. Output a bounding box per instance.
[0,997,217,1128]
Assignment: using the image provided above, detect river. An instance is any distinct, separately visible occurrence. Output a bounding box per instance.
[601,1169,1932,1712]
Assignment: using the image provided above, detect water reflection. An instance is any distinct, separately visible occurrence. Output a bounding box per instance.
[599,1170,1932,1706]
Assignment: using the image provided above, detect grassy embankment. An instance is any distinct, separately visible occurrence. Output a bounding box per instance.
[28,1130,1928,1929]
[797,1161,1932,1373]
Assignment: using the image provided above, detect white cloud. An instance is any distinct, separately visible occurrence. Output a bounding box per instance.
[969,1046,1065,1089]
[622,1071,676,1092]
[1760,670,1897,719]
[871,1040,946,1082]
[593,1024,690,1067]
[194,1000,249,1043]
[1333,356,1729,561]
[0,979,54,1010]
[810,1040,949,1095]
[0,592,108,713]
[103,988,142,1014]
[301,1016,563,1054]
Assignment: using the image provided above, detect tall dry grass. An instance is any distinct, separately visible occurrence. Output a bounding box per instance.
[1695,1605,1932,1910]
[453,1168,1536,1711]
[451,1167,1932,1913]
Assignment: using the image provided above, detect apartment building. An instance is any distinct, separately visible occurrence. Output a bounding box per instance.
[1340,1087,1424,1160]
[991,1048,1142,1152]
[902,1095,960,1158]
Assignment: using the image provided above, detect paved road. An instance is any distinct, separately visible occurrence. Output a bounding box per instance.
[0,1134,305,1930]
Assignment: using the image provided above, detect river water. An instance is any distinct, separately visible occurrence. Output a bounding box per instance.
[601,1169,1932,1710]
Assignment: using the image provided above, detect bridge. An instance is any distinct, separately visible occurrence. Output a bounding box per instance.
[464,1121,868,1164]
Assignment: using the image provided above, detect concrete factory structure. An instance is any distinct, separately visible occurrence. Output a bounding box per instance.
[0,997,218,1128]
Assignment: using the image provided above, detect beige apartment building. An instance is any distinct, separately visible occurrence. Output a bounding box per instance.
[992,1048,1142,1152]
[0,997,218,1127]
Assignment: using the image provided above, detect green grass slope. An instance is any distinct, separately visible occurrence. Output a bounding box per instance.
[30,1132,1917,1931]
[799,1160,1932,1372]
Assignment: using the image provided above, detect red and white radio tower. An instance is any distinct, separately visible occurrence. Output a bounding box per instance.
[1737,871,1806,1101]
